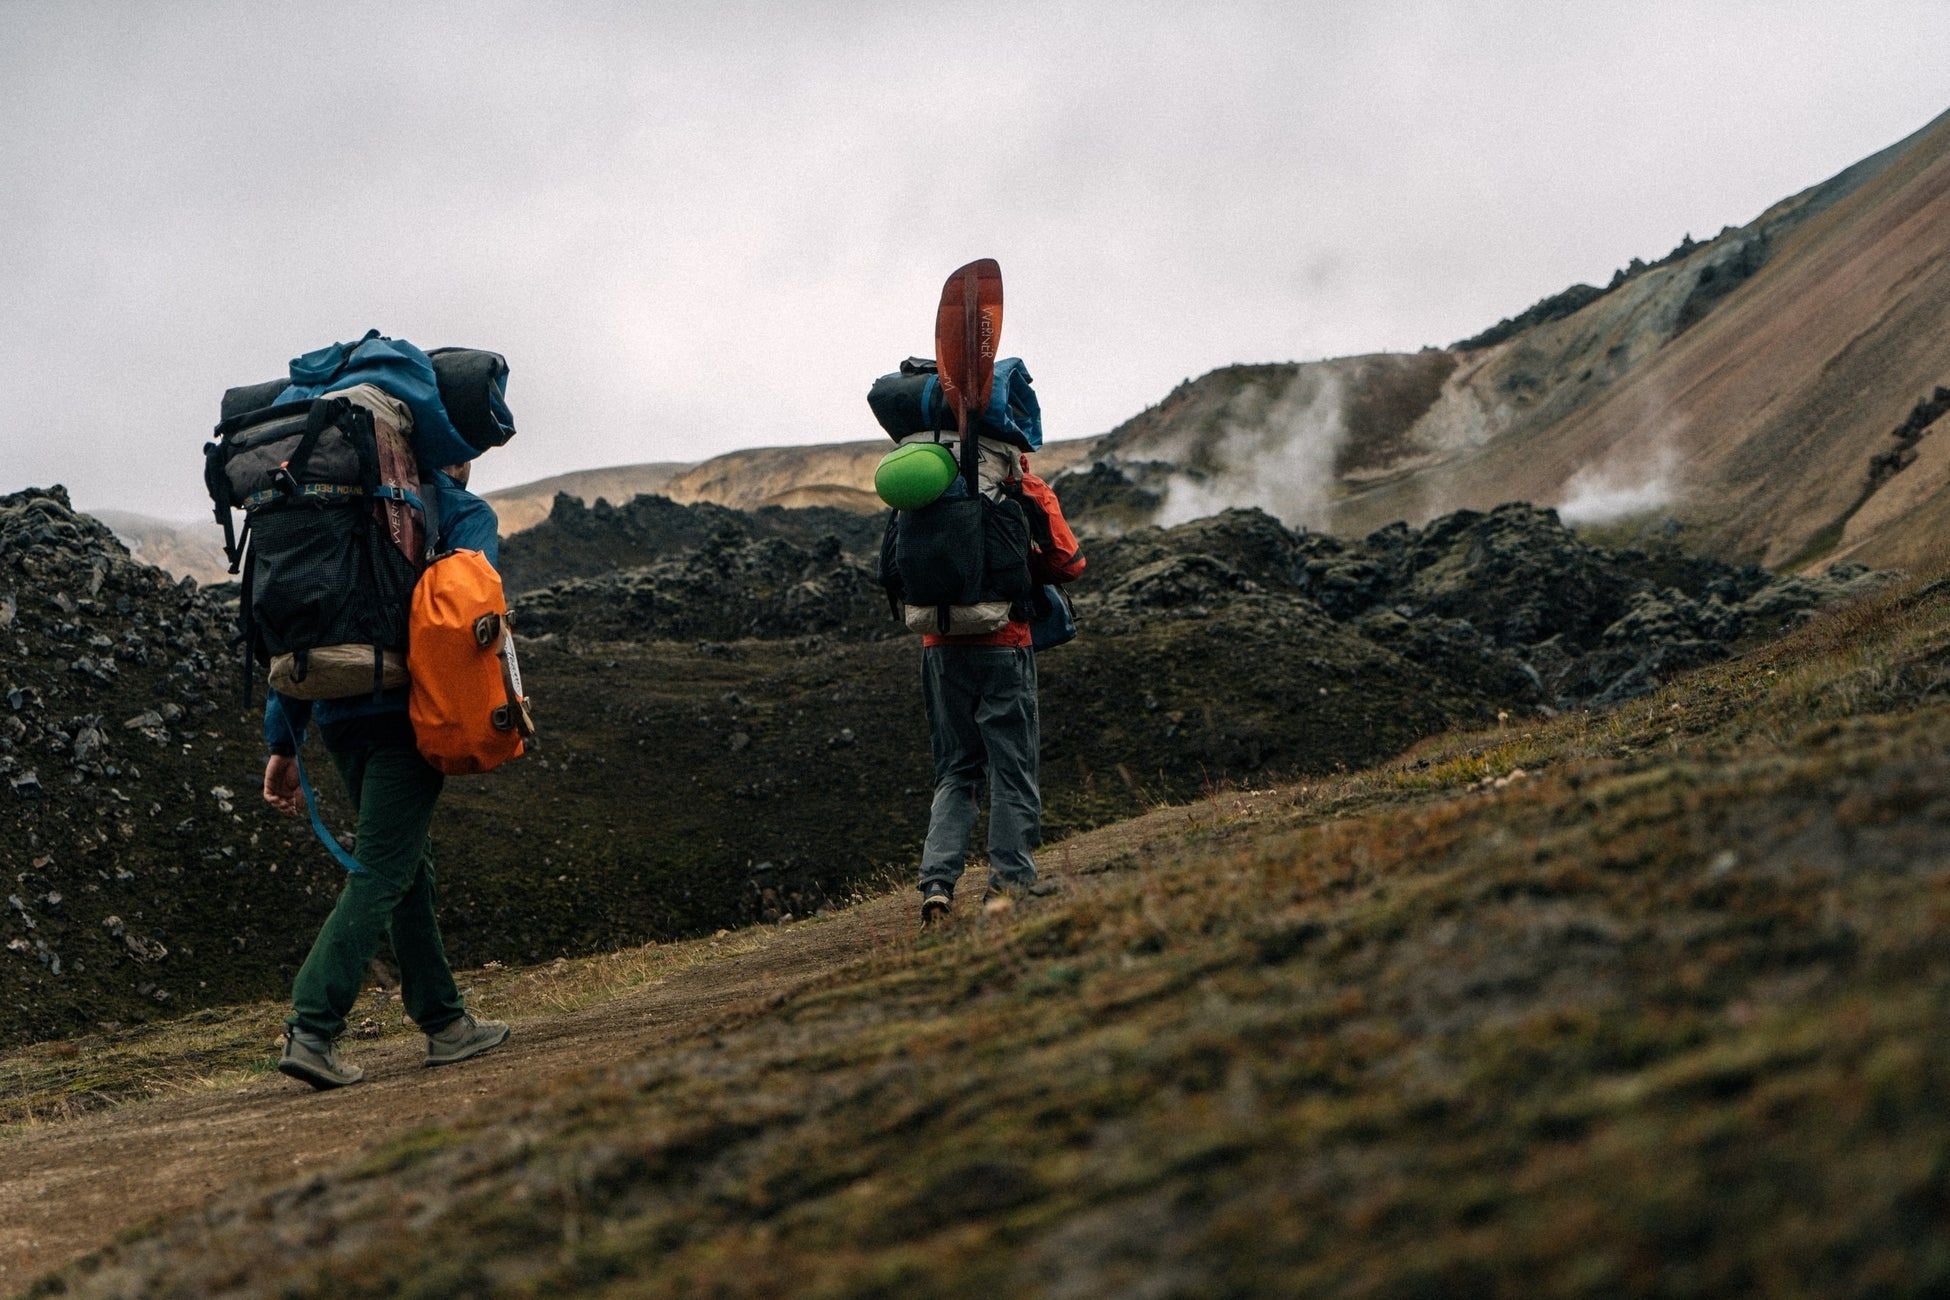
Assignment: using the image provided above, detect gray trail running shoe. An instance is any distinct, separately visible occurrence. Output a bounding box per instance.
[278,1028,365,1090]
[424,1012,511,1068]
[920,882,954,927]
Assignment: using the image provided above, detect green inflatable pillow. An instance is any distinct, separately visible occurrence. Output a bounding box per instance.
[875,442,959,510]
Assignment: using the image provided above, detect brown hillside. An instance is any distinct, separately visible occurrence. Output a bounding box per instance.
[482,462,692,533]
[1086,109,1949,573]
[483,438,1100,532]
[12,565,1950,1295]
[660,436,1101,512]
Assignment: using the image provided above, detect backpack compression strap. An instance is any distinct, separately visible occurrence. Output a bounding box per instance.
[202,441,238,568]
[274,707,366,875]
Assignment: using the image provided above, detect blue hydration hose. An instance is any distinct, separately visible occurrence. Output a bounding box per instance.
[277,709,366,874]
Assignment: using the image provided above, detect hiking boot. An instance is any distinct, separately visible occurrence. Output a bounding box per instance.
[424,1012,511,1068]
[985,876,1060,903]
[278,1028,365,1091]
[920,882,954,927]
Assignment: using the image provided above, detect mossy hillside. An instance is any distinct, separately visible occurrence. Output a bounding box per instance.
[38,568,1950,1298]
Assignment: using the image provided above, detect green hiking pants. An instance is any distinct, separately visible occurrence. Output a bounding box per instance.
[287,741,465,1040]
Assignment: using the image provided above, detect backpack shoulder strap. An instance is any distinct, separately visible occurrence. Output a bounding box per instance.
[273,397,349,497]
[419,471,443,562]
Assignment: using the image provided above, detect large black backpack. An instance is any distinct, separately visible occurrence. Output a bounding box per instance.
[875,433,1043,634]
[203,393,437,702]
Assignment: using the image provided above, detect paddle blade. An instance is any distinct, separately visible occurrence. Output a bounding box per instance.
[934,259,1003,420]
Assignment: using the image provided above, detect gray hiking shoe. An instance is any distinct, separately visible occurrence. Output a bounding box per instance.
[278,1028,365,1091]
[424,1012,510,1067]
[986,876,1059,903]
[920,882,954,927]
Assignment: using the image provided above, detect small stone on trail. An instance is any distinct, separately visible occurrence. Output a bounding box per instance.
[984,896,1015,917]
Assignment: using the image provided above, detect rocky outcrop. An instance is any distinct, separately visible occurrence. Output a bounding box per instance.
[499,491,884,593]
[0,488,324,1046]
[1080,501,1886,710]
[521,490,1888,714]
[518,531,890,643]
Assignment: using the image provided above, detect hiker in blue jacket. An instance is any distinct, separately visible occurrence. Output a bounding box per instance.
[262,462,509,1089]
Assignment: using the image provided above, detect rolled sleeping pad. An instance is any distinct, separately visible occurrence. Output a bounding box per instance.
[874,442,959,510]
[867,366,947,442]
[219,377,293,424]
[427,347,516,452]
[866,355,1042,450]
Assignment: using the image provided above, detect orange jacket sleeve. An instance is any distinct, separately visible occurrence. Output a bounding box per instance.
[1019,468,1087,585]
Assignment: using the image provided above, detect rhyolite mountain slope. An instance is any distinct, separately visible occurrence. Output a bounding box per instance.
[483,439,1101,537]
[618,435,1097,515]
[1086,108,1950,571]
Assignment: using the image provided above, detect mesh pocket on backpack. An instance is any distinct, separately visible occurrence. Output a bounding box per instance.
[895,497,987,606]
[248,505,415,657]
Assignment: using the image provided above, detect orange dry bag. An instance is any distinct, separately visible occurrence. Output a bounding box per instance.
[408,549,535,775]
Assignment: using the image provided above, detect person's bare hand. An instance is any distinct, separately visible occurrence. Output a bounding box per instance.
[263,754,301,817]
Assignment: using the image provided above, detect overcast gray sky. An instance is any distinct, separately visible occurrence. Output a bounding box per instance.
[2,1,1945,520]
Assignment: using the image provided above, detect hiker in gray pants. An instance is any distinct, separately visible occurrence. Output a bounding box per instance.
[912,465,1085,923]
[920,645,1042,892]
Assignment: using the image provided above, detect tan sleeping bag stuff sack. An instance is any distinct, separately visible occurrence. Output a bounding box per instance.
[269,646,409,699]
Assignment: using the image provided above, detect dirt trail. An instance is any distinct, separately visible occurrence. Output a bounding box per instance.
[0,804,1169,1295]
[0,889,910,1291]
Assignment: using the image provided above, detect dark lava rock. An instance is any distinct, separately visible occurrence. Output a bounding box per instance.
[500,491,883,593]
[518,532,893,643]
[0,486,322,1048]
[1079,502,1887,709]
[1050,460,1166,533]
